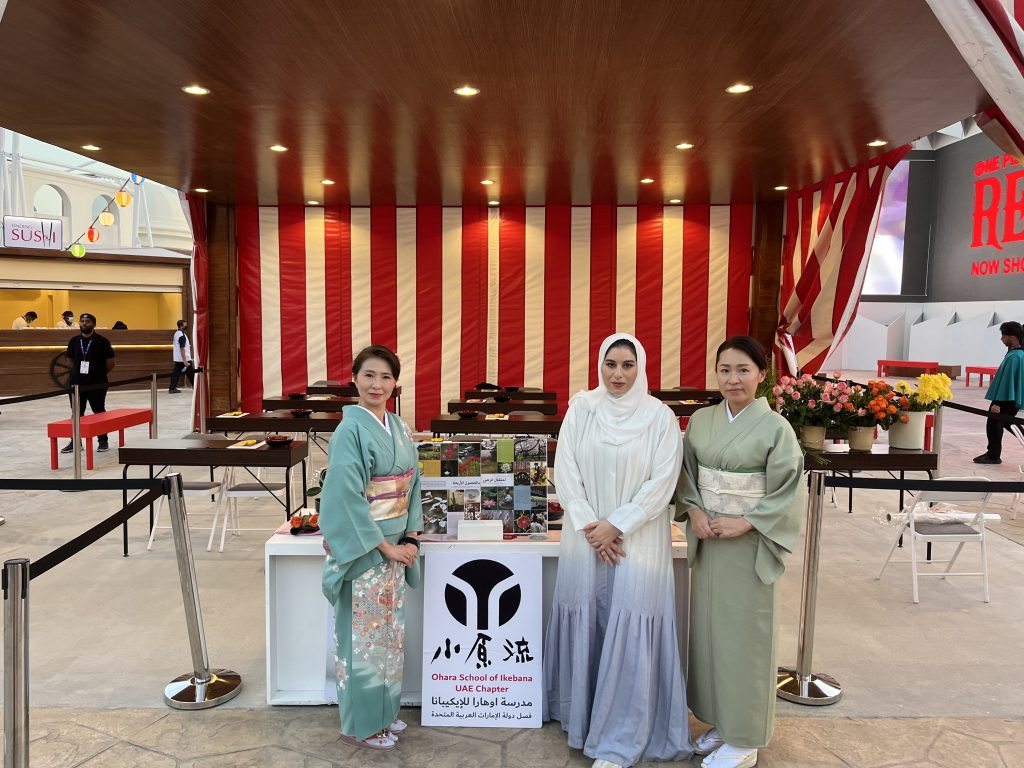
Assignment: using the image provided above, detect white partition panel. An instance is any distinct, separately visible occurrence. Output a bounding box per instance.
[908,312,954,362]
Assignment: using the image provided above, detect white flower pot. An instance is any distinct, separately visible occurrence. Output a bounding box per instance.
[887,411,927,450]
[848,426,875,452]
[800,425,826,450]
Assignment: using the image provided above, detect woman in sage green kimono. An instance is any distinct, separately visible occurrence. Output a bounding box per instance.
[675,336,805,768]
[319,345,422,752]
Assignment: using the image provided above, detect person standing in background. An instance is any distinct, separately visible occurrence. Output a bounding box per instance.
[55,310,77,329]
[11,311,37,329]
[974,321,1024,465]
[168,319,194,394]
[61,313,116,453]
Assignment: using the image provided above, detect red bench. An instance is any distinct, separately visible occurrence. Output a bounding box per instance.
[48,408,154,470]
[876,359,939,377]
[965,365,998,387]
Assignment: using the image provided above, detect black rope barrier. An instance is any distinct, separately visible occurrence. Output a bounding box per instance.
[0,367,207,408]
[26,485,165,581]
[824,476,1024,493]
[0,479,164,492]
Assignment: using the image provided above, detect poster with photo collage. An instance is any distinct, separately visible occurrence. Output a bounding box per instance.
[416,437,548,536]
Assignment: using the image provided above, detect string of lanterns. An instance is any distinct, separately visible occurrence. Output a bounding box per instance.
[67,173,145,258]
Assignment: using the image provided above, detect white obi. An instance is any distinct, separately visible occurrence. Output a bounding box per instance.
[697,464,766,517]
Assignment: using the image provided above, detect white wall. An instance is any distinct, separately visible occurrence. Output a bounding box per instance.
[824,300,1024,372]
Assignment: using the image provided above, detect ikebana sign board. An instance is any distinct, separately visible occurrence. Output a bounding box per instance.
[421,550,542,727]
[2,215,63,249]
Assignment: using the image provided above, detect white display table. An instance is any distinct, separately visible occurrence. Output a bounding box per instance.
[265,524,689,705]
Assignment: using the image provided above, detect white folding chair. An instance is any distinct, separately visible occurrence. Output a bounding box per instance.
[210,465,288,552]
[147,467,228,550]
[877,476,993,603]
[1010,425,1024,521]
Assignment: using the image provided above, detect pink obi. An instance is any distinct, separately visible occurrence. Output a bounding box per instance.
[365,468,414,522]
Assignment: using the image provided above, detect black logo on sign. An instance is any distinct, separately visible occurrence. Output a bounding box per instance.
[444,559,521,630]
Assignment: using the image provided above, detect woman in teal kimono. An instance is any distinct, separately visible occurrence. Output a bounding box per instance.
[675,336,805,768]
[319,345,422,752]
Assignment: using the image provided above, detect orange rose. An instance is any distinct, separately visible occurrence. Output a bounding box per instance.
[887,404,897,414]
[899,414,909,423]
[290,515,303,528]
[308,513,319,527]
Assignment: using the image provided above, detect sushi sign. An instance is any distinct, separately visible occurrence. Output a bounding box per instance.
[2,216,63,249]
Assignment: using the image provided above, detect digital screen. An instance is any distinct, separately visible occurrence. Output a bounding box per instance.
[863,160,910,295]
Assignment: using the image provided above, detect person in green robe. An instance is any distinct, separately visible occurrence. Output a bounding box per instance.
[319,345,422,752]
[675,336,805,768]
[974,320,1024,465]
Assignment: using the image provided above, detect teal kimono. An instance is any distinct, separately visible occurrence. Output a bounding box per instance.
[675,398,805,749]
[319,405,422,739]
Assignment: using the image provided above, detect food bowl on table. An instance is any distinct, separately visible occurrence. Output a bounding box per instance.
[493,393,511,402]
[503,386,521,392]
[287,391,307,400]
[290,408,313,418]
[266,435,294,448]
[456,410,479,420]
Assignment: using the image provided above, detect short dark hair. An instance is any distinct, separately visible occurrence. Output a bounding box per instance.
[352,344,401,379]
[176,319,187,329]
[716,335,769,371]
[999,321,1023,342]
[62,310,74,318]
[25,311,37,320]
[605,338,637,358]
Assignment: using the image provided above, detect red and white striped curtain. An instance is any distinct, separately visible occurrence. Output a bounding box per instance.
[928,0,1024,156]
[236,205,754,429]
[776,146,910,375]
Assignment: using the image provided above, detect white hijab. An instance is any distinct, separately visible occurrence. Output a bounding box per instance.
[573,332,665,445]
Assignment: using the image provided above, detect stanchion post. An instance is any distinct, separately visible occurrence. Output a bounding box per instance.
[72,384,82,480]
[4,558,31,768]
[150,373,159,439]
[777,470,842,705]
[193,367,207,433]
[932,404,944,478]
[163,473,242,709]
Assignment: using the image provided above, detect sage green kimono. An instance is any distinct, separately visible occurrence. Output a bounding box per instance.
[319,405,422,740]
[675,398,804,749]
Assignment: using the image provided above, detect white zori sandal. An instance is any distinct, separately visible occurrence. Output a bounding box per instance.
[694,727,725,755]
[340,730,396,751]
[701,743,758,768]
[387,718,408,739]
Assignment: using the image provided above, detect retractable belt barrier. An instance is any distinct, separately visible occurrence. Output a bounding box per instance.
[824,476,1024,493]
[0,367,205,407]
[2,471,240,768]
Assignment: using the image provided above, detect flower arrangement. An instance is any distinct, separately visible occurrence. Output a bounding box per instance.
[773,373,854,428]
[846,380,906,430]
[305,467,328,511]
[893,373,953,411]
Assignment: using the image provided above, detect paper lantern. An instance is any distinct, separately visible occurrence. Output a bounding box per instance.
[115,190,132,207]
[129,173,145,185]
[98,211,114,226]
[86,227,100,243]
[69,243,86,258]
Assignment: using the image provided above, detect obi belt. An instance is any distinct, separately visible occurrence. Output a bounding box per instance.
[365,468,414,522]
[697,464,766,517]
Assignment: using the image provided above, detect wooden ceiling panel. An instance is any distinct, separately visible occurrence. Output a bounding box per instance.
[0,0,990,205]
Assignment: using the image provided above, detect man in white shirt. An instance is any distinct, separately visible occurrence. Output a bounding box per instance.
[11,311,37,329]
[169,319,194,393]
[55,310,78,329]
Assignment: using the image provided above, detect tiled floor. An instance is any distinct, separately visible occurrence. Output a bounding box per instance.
[2,372,1023,767]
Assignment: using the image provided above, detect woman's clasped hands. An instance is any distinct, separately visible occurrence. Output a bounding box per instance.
[582,520,626,566]
[688,507,753,539]
[379,539,418,567]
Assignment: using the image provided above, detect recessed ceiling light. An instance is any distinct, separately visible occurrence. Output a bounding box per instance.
[321,178,335,185]
[81,144,100,151]
[669,198,682,204]
[182,85,210,96]
[725,83,753,94]
[480,179,494,185]
[193,188,209,194]
[307,200,320,205]
[488,200,500,206]
[269,144,288,152]
[867,139,888,147]
[675,142,694,150]
[773,185,789,191]
[640,178,655,184]
[454,85,480,97]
